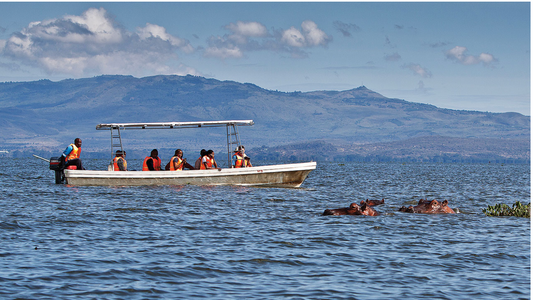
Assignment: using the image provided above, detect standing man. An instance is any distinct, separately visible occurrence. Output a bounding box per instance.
[61,138,85,170]
[142,149,162,171]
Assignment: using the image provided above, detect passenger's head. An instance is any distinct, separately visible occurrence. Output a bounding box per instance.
[115,150,124,157]
[206,149,214,157]
[235,145,245,153]
[74,138,82,148]
[200,149,207,156]
[150,149,158,158]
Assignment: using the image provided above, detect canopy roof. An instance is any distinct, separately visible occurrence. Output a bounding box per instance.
[96,120,254,130]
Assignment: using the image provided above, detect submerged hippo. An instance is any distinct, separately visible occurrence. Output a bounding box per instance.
[361,199,385,206]
[323,202,380,216]
[399,199,455,214]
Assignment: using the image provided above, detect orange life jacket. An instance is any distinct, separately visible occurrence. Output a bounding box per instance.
[113,156,127,171]
[200,155,213,170]
[142,156,161,171]
[169,156,183,171]
[233,152,245,168]
[66,143,80,162]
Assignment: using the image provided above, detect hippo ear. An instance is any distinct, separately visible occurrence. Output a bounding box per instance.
[419,199,425,204]
[442,200,449,206]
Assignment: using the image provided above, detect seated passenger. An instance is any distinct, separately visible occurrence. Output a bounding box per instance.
[113,150,127,171]
[166,149,195,170]
[142,149,162,171]
[194,149,206,170]
[61,138,85,170]
[200,149,221,170]
[232,145,252,168]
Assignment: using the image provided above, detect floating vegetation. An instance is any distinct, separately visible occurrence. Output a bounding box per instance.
[483,201,530,218]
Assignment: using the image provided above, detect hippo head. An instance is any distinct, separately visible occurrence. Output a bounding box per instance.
[399,199,455,214]
[323,202,380,216]
[347,203,362,213]
[349,202,380,216]
[360,199,385,206]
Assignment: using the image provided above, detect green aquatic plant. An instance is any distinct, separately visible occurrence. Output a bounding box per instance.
[483,201,530,218]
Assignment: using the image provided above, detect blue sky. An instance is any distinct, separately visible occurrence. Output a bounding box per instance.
[0,2,530,115]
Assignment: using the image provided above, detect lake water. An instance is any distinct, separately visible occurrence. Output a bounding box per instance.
[0,158,530,299]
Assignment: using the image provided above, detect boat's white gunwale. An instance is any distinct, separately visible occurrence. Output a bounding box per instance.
[65,162,316,179]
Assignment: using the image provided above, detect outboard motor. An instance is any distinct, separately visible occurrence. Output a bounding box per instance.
[49,157,64,184]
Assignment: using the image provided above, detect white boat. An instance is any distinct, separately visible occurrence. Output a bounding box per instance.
[59,120,316,187]
[64,162,316,187]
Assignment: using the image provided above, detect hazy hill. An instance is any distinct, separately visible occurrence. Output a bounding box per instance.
[248,136,530,164]
[0,75,529,162]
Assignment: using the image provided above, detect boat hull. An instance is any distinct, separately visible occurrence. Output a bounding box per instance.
[64,162,316,187]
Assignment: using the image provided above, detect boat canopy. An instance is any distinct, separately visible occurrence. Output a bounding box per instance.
[96,120,254,167]
[96,120,254,130]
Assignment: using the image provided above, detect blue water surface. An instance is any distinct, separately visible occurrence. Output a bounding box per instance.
[0,158,530,299]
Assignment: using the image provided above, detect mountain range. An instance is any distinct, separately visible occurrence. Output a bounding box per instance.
[0,75,529,163]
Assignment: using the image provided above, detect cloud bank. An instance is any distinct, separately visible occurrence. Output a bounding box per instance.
[205,20,332,59]
[0,8,196,77]
[0,8,194,76]
[0,8,332,76]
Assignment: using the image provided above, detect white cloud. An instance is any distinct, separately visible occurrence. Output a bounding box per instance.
[301,20,330,46]
[281,27,306,47]
[63,8,123,44]
[402,63,432,78]
[281,21,331,48]
[137,23,194,53]
[446,46,496,66]
[203,35,244,59]
[225,21,267,38]
[0,7,197,77]
[478,52,495,64]
[205,44,243,59]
